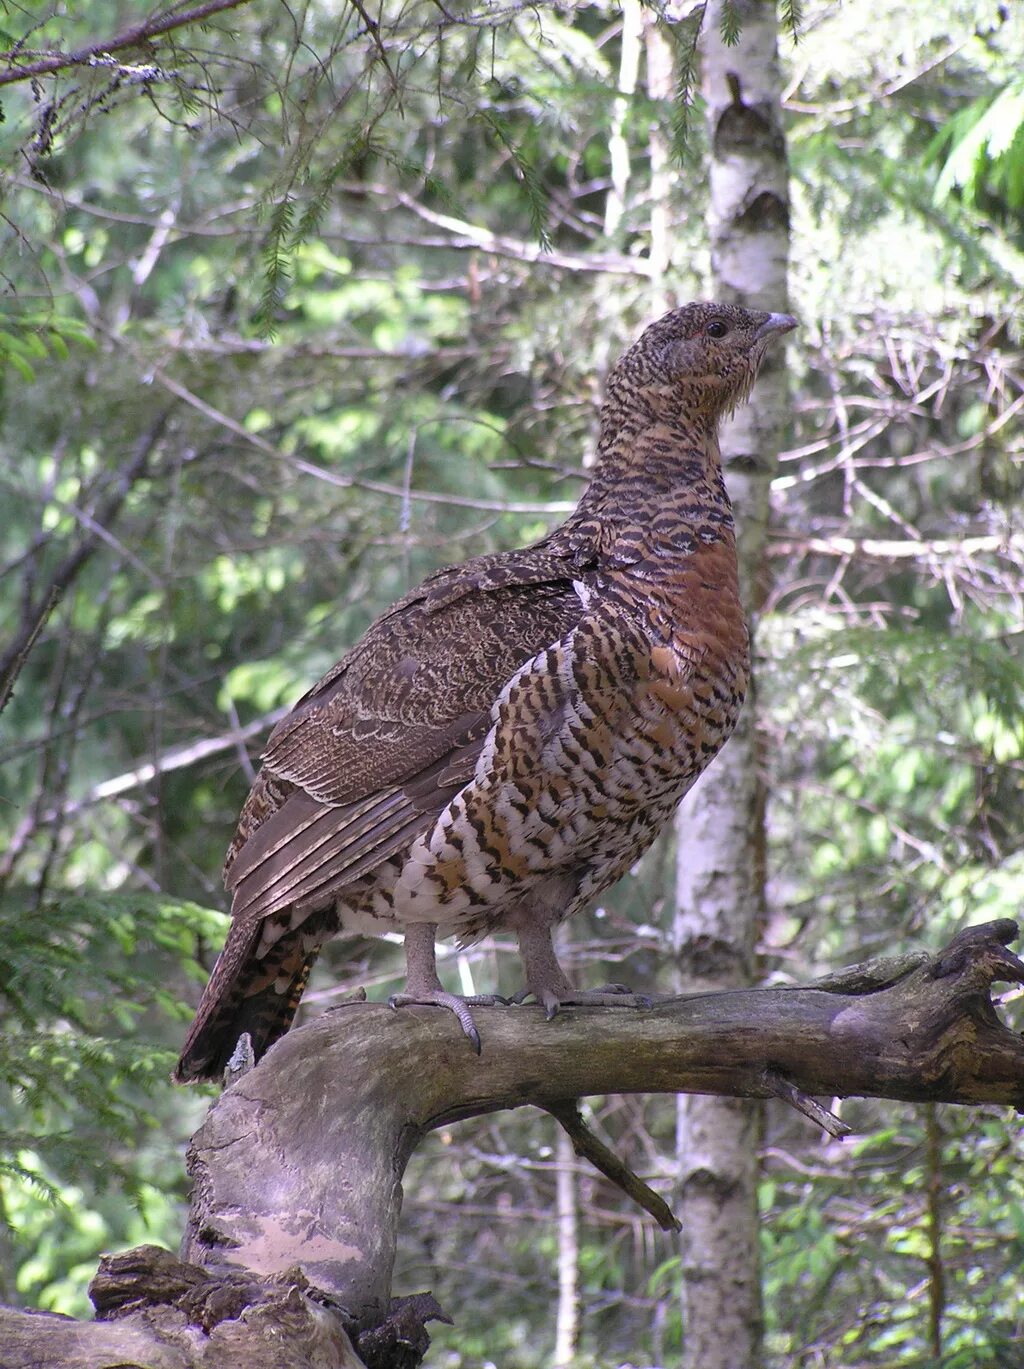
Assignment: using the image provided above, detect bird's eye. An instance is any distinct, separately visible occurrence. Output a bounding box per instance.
[705,320,729,338]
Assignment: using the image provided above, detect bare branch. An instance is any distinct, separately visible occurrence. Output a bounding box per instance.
[179,919,1024,1329]
[118,343,578,516]
[546,1100,682,1232]
[762,1069,851,1140]
[0,586,57,719]
[0,0,259,87]
[0,411,171,712]
[382,187,654,277]
[769,533,1024,563]
[3,921,1023,1367]
[61,708,289,814]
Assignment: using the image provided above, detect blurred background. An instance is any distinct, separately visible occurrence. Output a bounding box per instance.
[0,2,1021,1364]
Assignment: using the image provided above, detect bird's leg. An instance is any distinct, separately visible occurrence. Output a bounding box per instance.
[388,921,507,1054]
[513,917,650,1020]
[512,918,575,1018]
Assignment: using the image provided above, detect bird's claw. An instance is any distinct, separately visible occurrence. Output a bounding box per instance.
[388,990,507,1054]
[511,984,652,1016]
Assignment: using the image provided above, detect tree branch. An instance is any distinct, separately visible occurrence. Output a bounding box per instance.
[381,187,654,277]
[3,920,1023,1367]
[545,1100,682,1232]
[107,334,576,517]
[769,532,1023,563]
[181,920,1024,1323]
[0,411,170,717]
[0,0,258,87]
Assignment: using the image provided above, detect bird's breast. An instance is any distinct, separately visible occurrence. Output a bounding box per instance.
[373,554,749,938]
[613,538,749,730]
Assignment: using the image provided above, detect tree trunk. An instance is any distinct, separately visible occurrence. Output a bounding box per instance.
[674,3,791,1366]
[553,1125,580,1368]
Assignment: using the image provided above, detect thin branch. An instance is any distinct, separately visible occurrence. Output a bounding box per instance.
[0,411,171,711]
[123,345,578,516]
[545,1101,682,1233]
[60,707,289,815]
[383,187,654,277]
[768,533,1022,563]
[762,1070,852,1140]
[0,0,259,87]
[0,587,57,719]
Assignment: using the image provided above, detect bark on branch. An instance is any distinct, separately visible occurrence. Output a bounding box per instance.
[3,919,1023,1368]
[0,0,258,87]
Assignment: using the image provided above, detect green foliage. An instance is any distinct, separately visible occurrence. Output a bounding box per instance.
[718,0,742,48]
[662,12,708,158]
[929,79,1024,216]
[474,106,552,251]
[763,1105,1024,1366]
[0,312,95,383]
[0,891,222,1309]
[779,0,804,42]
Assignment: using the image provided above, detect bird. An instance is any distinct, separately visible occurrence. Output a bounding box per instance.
[174,300,796,1083]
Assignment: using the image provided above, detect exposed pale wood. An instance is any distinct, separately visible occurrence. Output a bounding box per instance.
[762,1068,852,1139]
[0,1247,364,1368]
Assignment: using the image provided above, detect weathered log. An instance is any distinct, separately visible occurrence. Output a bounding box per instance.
[2,919,1023,1368]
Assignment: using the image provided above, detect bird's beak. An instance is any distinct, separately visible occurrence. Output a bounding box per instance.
[755,312,798,340]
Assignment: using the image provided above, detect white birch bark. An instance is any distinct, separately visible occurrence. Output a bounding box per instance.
[644,11,674,306]
[552,1125,580,1368]
[604,0,643,240]
[673,3,792,1367]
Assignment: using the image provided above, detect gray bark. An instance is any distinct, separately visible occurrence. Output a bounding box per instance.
[2,920,1023,1368]
[674,2,792,1365]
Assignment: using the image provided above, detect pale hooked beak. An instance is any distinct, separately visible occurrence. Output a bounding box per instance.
[755,312,798,340]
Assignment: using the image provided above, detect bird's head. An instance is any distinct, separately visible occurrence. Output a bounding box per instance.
[609,301,797,424]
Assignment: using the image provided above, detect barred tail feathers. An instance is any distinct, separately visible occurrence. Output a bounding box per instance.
[173,920,320,1084]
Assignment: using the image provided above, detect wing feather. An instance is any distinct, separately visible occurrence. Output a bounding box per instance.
[222,551,594,929]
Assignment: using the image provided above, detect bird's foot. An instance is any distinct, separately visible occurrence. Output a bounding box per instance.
[511,982,652,1020]
[387,990,508,1054]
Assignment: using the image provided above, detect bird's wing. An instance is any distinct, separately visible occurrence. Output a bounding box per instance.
[224,548,593,922]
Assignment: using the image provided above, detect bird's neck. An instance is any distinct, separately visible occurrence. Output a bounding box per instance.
[566,394,736,568]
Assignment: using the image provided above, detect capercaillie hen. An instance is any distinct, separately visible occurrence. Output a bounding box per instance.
[174,301,796,1083]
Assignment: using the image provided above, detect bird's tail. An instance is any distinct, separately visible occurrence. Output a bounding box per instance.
[173,921,321,1084]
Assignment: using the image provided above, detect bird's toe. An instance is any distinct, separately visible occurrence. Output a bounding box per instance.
[388,990,490,1052]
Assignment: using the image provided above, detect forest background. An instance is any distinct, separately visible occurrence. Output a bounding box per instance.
[0,1,1022,1366]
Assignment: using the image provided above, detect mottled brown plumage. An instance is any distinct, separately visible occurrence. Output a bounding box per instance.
[175,301,795,1083]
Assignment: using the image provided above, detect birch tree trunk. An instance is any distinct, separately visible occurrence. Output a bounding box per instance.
[552,1125,580,1369]
[673,3,791,1367]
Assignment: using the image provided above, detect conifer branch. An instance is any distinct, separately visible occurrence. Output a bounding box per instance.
[0,0,258,87]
